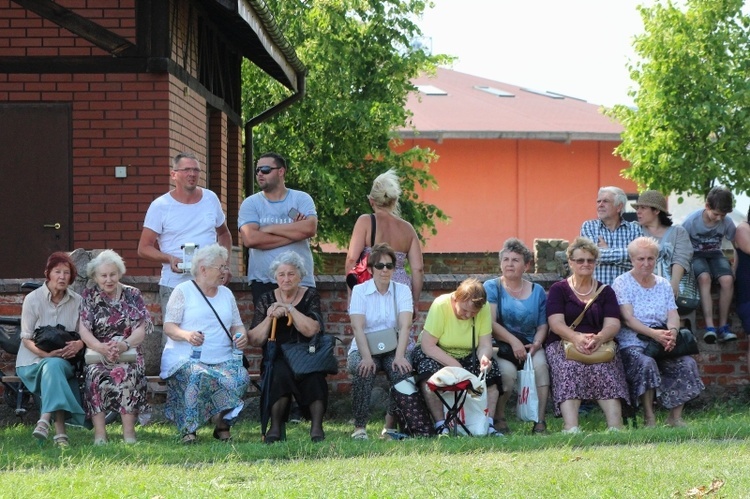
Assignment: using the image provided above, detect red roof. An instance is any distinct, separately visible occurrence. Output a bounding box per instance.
[400,67,623,141]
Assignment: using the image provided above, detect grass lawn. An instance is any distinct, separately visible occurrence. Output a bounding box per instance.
[1,402,749,498]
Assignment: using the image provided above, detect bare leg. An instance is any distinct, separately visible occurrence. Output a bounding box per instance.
[121,413,137,442]
[559,399,581,430]
[494,386,512,428]
[420,381,444,423]
[486,384,499,420]
[667,404,686,427]
[598,399,623,429]
[717,275,734,327]
[53,410,67,436]
[642,389,656,427]
[697,273,714,328]
[91,412,107,442]
[537,385,549,422]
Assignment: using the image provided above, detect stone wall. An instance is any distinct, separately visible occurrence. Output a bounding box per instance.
[1,272,747,399]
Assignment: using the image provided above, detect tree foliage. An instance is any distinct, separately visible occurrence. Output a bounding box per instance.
[241,0,452,249]
[608,0,750,198]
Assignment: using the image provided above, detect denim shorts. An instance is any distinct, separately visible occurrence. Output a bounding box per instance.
[692,252,732,280]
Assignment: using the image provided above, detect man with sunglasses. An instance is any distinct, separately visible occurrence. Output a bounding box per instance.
[580,186,642,285]
[239,152,317,305]
[138,152,234,325]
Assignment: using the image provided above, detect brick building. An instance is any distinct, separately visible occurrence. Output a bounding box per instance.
[0,0,305,278]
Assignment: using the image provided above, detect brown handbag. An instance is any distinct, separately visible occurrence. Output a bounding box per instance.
[561,284,616,365]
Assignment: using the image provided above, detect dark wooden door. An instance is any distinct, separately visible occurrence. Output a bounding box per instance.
[0,104,72,278]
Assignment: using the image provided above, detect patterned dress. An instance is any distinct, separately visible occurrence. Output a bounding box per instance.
[612,272,704,409]
[80,284,153,418]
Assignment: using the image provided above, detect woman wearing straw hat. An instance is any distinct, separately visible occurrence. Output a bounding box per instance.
[631,190,694,303]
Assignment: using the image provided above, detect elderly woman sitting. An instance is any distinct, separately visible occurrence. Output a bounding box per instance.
[613,237,704,427]
[248,251,327,443]
[484,238,549,434]
[78,249,153,444]
[545,237,630,433]
[16,252,86,446]
[160,244,250,444]
[411,277,504,436]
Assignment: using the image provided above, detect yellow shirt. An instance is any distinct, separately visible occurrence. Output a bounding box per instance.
[420,293,491,359]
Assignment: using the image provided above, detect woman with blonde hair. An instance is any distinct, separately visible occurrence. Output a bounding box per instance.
[345,169,423,306]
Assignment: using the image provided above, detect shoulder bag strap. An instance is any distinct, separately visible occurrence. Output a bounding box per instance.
[495,278,504,326]
[392,281,398,325]
[568,284,607,331]
[191,280,233,343]
[369,214,376,247]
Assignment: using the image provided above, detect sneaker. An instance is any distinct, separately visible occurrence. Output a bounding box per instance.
[561,426,581,434]
[703,327,717,344]
[717,325,737,343]
[351,428,368,440]
[487,425,504,437]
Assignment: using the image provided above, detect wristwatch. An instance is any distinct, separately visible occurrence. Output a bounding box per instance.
[123,340,131,349]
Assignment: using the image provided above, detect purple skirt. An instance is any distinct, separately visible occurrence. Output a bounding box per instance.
[545,340,630,416]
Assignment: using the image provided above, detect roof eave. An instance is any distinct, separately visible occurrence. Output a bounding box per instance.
[396,130,622,142]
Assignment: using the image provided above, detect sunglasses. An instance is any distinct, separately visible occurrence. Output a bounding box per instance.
[372,262,395,270]
[255,165,282,175]
[570,258,596,265]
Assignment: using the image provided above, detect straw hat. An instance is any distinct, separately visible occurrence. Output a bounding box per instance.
[631,190,670,216]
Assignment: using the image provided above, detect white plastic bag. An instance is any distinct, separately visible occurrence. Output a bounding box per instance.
[428,367,489,436]
[516,352,539,422]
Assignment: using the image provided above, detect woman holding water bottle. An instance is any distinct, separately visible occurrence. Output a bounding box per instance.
[160,244,250,444]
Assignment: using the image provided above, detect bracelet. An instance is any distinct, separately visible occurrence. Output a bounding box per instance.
[669,327,678,333]
[123,340,131,349]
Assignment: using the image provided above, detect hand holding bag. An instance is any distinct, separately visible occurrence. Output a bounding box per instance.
[364,282,399,355]
[346,214,376,289]
[492,279,531,370]
[280,312,339,377]
[561,284,616,365]
[85,336,137,365]
[637,327,699,359]
[33,324,79,352]
[516,352,539,423]
[656,227,700,313]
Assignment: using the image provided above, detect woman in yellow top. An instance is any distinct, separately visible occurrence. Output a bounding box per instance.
[410,278,503,436]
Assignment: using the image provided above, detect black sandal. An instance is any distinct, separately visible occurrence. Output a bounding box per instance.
[532,421,548,435]
[213,427,231,442]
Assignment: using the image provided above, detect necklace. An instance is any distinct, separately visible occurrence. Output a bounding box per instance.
[568,277,595,296]
[278,288,300,306]
[503,278,524,294]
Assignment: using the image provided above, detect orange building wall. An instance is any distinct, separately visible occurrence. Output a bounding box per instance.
[401,138,637,253]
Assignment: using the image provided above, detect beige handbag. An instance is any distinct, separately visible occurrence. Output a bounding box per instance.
[561,284,616,365]
[85,336,137,365]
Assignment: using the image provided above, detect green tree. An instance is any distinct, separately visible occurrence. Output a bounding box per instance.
[608,0,750,198]
[242,0,451,249]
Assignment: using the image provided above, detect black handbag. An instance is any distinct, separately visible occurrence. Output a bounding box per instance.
[0,325,21,355]
[33,324,79,352]
[638,327,699,359]
[280,312,338,376]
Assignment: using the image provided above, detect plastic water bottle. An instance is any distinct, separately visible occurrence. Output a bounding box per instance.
[232,332,244,367]
[191,331,203,361]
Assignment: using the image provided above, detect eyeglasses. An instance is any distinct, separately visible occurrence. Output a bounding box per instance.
[373,262,395,270]
[210,265,230,272]
[255,165,282,175]
[570,258,596,265]
[173,167,201,174]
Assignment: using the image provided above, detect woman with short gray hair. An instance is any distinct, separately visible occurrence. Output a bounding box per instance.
[248,250,327,443]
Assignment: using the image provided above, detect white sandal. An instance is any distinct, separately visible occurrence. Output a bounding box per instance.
[32,419,50,440]
[351,428,368,440]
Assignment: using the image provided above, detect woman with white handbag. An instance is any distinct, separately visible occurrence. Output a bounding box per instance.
[78,250,153,445]
[347,243,413,440]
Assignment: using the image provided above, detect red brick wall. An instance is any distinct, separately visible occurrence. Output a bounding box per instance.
[0,0,136,57]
